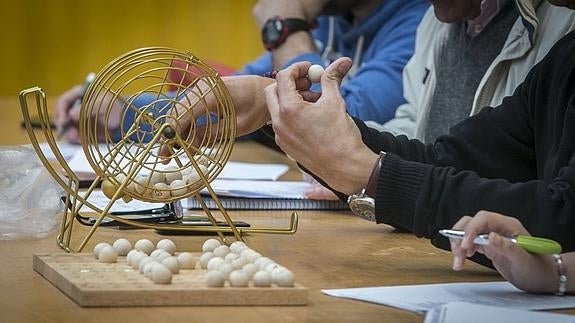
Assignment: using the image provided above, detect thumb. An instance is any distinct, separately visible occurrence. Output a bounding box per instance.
[320,57,352,95]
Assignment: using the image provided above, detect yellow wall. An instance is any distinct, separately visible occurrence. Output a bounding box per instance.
[0,0,262,97]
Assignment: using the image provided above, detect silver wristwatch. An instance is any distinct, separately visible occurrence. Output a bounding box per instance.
[347,189,375,222]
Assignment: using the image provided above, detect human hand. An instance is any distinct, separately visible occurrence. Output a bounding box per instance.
[158,75,277,159]
[252,0,327,27]
[54,85,123,143]
[54,85,83,143]
[305,181,339,200]
[264,57,378,195]
[450,211,558,293]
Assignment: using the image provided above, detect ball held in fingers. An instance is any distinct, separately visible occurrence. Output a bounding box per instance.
[307,64,324,83]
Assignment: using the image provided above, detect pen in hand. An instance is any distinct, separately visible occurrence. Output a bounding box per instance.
[57,72,96,140]
[439,229,562,254]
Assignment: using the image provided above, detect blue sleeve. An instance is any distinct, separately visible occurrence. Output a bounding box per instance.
[342,19,420,123]
[236,52,273,76]
[113,92,177,142]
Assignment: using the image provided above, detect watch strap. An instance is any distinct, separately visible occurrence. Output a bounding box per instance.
[262,16,316,51]
[282,18,313,33]
[365,152,385,198]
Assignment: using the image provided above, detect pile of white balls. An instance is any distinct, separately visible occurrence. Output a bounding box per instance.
[200,238,295,288]
[92,237,295,288]
[101,155,212,201]
[93,238,196,285]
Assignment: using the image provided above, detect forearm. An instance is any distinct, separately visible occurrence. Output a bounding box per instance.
[271,31,317,71]
[223,75,273,112]
[222,75,275,136]
[353,117,431,162]
[379,155,575,253]
[352,121,575,254]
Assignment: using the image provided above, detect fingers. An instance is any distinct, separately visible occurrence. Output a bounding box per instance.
[450,210,533,271]
[304,183,339,200]
[294,77,312,92]
[64,127,81,144]
[275,61,312,104]
[54,85,82,128]
[300,90,321,102]
[482,231,517,265]
[451,215,474,271]
[318,57,352,106]
[264,83,280,129]
[473,210,530,237]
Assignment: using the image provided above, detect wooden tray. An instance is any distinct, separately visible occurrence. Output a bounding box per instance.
[33,253,307,307]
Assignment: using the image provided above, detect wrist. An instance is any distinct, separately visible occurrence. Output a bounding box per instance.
[328,148,378,195]
[271,31,316,69]
[261,16,316,54]
[365,152,385,198]
[554,254,568,296]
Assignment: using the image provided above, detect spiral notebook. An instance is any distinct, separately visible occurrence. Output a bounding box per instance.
[184,179,349,210]
[185,196,348,210]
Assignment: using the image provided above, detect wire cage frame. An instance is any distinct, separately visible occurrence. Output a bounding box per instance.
[19,47,298,252]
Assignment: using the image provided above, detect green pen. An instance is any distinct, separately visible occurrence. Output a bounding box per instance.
[439,229,562,254]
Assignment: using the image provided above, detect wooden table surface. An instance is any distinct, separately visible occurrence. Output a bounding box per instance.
[0,95,572,322]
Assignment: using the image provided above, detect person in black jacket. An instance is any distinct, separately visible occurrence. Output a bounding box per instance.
[260,28,575,266]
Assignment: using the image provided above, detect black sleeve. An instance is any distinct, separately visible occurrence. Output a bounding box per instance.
[356,32,575,256]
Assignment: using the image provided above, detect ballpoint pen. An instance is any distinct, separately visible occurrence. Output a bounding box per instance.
[439,229,562,254]
[57,72,96,139]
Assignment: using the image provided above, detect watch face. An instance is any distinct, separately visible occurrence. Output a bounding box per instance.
[262,20,284,48]
[349,197,375,222]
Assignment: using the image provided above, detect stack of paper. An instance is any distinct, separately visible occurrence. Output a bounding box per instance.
[322,281,575,313]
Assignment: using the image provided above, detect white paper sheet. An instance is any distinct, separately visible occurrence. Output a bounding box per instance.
[200,179,311,198]
[79,190,165,213]
[36,142,83,160]
[66,147,288,180]
[217,162,288,181]
[424,302,575,323]
[322,281,575,314]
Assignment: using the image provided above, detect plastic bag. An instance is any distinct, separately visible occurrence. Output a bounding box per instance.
[0,146,63,240]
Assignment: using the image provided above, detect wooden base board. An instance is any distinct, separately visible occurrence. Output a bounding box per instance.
[33,253,307,307]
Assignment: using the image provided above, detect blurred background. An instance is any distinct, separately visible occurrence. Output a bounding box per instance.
[0,0,261,97]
